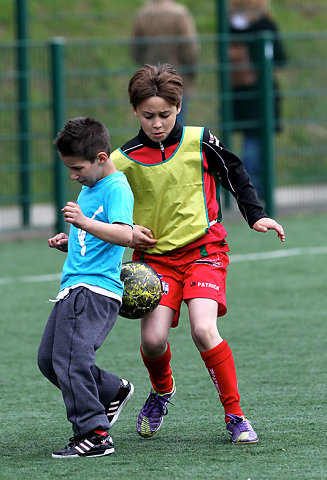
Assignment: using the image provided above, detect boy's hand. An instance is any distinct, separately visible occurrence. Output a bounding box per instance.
[48,232,69,251]
[62,202,86,229]
[252,217,285,242]
[131,225,158,250]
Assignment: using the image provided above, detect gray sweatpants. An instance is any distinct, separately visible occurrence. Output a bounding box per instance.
[37,286,121,436]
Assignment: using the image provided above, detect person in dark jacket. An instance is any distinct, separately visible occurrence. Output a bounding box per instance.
[229,0,287,196]
[112,64,285,444]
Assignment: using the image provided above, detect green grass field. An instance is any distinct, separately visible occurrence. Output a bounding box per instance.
[1,212,326,479]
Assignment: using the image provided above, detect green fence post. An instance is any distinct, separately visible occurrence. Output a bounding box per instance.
[16,0,30,226]
[257,32,275,217]
[50,37,66,233]
[215,0,232,209]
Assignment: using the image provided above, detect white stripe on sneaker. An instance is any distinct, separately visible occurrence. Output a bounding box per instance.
[84,440,94,448]
[75,445,87,454]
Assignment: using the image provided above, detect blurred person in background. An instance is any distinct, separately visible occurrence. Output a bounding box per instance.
[229,0,287,197]
[131,0,199,124]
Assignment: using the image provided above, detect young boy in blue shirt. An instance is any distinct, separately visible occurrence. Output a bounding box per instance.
[37,117,134,458]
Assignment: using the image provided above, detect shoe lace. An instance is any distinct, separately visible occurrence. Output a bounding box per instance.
[67,436,83,447]
[227,414,251,432]
[142,392,173,417]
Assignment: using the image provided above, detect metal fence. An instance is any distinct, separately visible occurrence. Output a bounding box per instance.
[1,30,327,235]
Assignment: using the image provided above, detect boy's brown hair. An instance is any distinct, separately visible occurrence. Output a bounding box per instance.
[54,116,111,162]
[128,63,183,109]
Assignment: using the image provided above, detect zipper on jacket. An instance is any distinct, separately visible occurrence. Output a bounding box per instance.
[159,142,165,161]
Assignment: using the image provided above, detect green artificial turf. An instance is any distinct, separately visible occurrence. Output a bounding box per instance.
[0,212,326,479]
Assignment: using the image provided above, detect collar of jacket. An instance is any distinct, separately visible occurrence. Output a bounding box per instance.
[138,121,183,148]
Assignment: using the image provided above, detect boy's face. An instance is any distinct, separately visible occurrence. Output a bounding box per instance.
[133,96,181,143]
[59,153,107,187]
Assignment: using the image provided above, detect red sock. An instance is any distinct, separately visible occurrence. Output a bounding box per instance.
[140,342,173,393]
[200,340,244,422]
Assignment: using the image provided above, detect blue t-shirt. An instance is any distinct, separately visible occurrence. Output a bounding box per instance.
[60,171,134,297]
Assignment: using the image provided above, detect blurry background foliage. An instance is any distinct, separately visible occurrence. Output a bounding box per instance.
[0,0,327,231]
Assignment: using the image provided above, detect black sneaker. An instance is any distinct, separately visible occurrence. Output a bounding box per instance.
[105,378,134,427]
[52,430,114,458]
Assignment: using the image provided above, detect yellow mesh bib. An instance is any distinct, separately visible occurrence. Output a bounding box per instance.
[112,127,210,254]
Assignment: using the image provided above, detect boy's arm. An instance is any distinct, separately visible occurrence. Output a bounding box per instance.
[253,217,285,242]
[203,128,285,242]
[203,128,267,226]
[62,202,133,247]
[48,232,69,252]
[130,224,157,250]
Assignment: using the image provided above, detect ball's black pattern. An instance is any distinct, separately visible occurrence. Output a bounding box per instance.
[119,261,163,319]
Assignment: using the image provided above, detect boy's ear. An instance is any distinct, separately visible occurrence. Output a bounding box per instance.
[177,102,182,114]
[97,152,108,162]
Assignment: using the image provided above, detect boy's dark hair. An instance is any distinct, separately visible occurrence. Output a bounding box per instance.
[54,117,111,161]
[128,63,183,109]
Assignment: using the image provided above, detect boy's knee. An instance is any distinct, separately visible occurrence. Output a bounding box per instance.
[141,338,168,358]
[191,325,209,344]
[191,323,220,351]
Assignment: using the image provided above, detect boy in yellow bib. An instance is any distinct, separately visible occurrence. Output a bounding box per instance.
[112,64,285,444]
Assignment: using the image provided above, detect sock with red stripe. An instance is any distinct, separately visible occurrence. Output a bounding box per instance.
[200,340,245,422]
[93,429,109,436]
[140,342,173,394]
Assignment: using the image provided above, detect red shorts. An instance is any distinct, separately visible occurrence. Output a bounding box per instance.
[133,250,229,328]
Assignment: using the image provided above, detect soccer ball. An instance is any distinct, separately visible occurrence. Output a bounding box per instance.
[119,261,163,319]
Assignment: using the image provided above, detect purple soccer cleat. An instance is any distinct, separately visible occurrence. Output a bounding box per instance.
[226,414,259,444]
[137,378,176,438]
